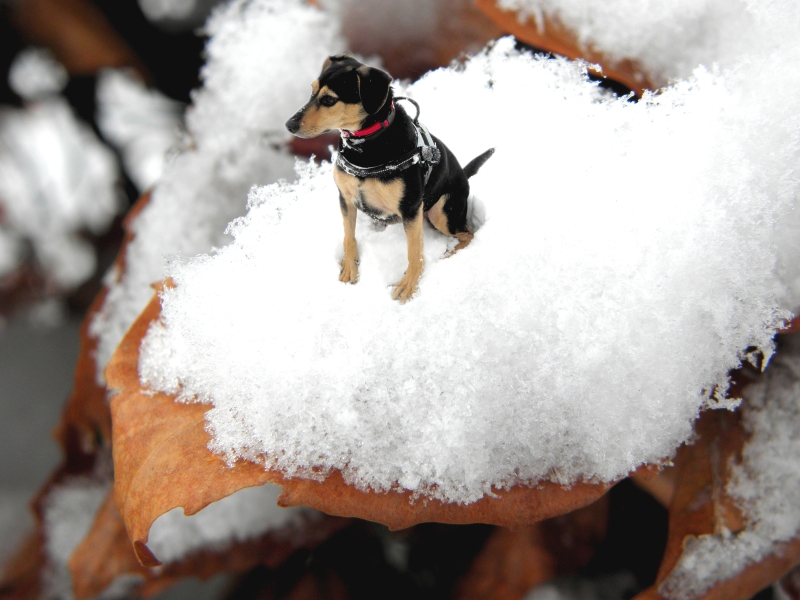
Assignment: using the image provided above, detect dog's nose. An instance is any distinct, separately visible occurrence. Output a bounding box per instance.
[285,117,300,134]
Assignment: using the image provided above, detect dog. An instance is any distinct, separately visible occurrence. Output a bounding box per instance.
[286,54,493,302]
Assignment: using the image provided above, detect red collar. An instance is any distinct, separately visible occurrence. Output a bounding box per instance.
[341,101,395,139]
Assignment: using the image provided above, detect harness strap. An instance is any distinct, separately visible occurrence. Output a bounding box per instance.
[340,102,395,152]
[337,108,441,184]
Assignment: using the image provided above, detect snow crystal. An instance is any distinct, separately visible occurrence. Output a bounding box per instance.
[497,0,755,84]
[96,69,184,193]
[147,483,314,563]
[8,48,68,101]
[41,478,121,599]
[89,0,344,380]
[80,0,345,568]
[659,335,800,598]
[0,98,121,287]
[137,10,800,504]
[138,0,220,29]
[524,572,637,600]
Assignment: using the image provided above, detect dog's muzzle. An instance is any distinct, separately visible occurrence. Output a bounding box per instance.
[285,107,307,135]
[285,116,301,134]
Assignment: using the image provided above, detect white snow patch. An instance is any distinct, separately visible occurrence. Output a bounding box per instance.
[89,0,344,381]
[41,478,115,599]
[0,98,121,287]
[96,68,184,193]
[147,483,313,563]
[659,334,800,598]
[137,20,800,504]
[525,572,637,600]
[8,48,68,101]
[497,0,755,84]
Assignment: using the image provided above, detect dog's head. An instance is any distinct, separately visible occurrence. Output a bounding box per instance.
[285,54,393,138]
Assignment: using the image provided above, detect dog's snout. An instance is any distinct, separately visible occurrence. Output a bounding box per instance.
[285,116,300,134]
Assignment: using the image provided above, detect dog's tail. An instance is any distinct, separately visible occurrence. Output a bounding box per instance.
[463,148,495,179]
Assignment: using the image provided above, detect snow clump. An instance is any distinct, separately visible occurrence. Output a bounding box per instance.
[0,98,121,287]
[147,484,314,563]
[658,335,800,598]
[89,0,344,379]
[497,0,755,84]
[137,0,800,504]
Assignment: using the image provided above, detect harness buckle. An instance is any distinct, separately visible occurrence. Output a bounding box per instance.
[421,145,440,164]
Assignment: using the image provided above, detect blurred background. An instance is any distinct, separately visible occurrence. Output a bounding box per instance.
[0,1,785,599]
[0,0,214,593]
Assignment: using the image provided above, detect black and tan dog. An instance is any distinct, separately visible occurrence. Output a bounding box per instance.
[286,54,493,302]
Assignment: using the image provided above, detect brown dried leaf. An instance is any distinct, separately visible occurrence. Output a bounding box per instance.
[0,531,46,600]
[0,451,107,600]
[55,191,152,456]
[68,491,149,600]
[341,0,503,81]
[107,288,613,557]
[782,315,800,334]
[780,564,800,600]
[474,0,658,95]
[662,409,747,562]
[630,466,677,509]
[10,0,147,78]
[68,487,348,600]
[634,407,800,600]
[455,495,610,600]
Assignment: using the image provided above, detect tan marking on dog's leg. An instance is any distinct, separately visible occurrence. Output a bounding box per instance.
[427,194,451,235]
[392,206,424,303]
[452,231,474,253]
[427,194,474,256]
[340,199,359,284]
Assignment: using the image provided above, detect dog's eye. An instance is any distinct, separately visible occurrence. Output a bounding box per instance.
[319,96,338,107]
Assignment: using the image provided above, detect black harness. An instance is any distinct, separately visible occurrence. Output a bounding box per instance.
[335,97,441,185]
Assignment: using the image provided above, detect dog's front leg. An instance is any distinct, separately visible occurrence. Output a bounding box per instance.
[392,204,424,303]
[339,193,359,283]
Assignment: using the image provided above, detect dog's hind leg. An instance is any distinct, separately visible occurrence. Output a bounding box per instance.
[427,194,473,255]
[392,205,425,303]
[339,193,359,283]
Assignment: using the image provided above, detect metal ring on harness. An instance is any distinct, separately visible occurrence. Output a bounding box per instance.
[336,95,441,185]
[393,96,421,126]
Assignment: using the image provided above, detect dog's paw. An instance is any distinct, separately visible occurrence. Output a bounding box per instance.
[339,259,359,284]
[391,274,418,303]
[445,231,473,257]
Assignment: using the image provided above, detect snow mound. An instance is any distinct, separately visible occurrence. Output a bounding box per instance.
[89,0,344,379]
[498,0,754,84]
[138,17,800,503]
[659,334,800,598]
[0,98,121,287]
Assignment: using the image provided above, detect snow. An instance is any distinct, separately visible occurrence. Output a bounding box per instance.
[497,0,755,85]
[0,97,122,287]
[147,483,314,563]
[137,5,800,504]
[658,335,800,598]
[89,0,344,381]
[41,477,131,600]
[8,48,68,101]
[96,69,184,193]
[524,572,637,600]
[87,0,343,566]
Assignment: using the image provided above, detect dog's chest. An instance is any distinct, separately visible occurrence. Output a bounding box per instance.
[334,166,405,219]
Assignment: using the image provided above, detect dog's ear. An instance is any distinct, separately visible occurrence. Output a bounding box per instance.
[356,65,392,114]
[321,52,354,73]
